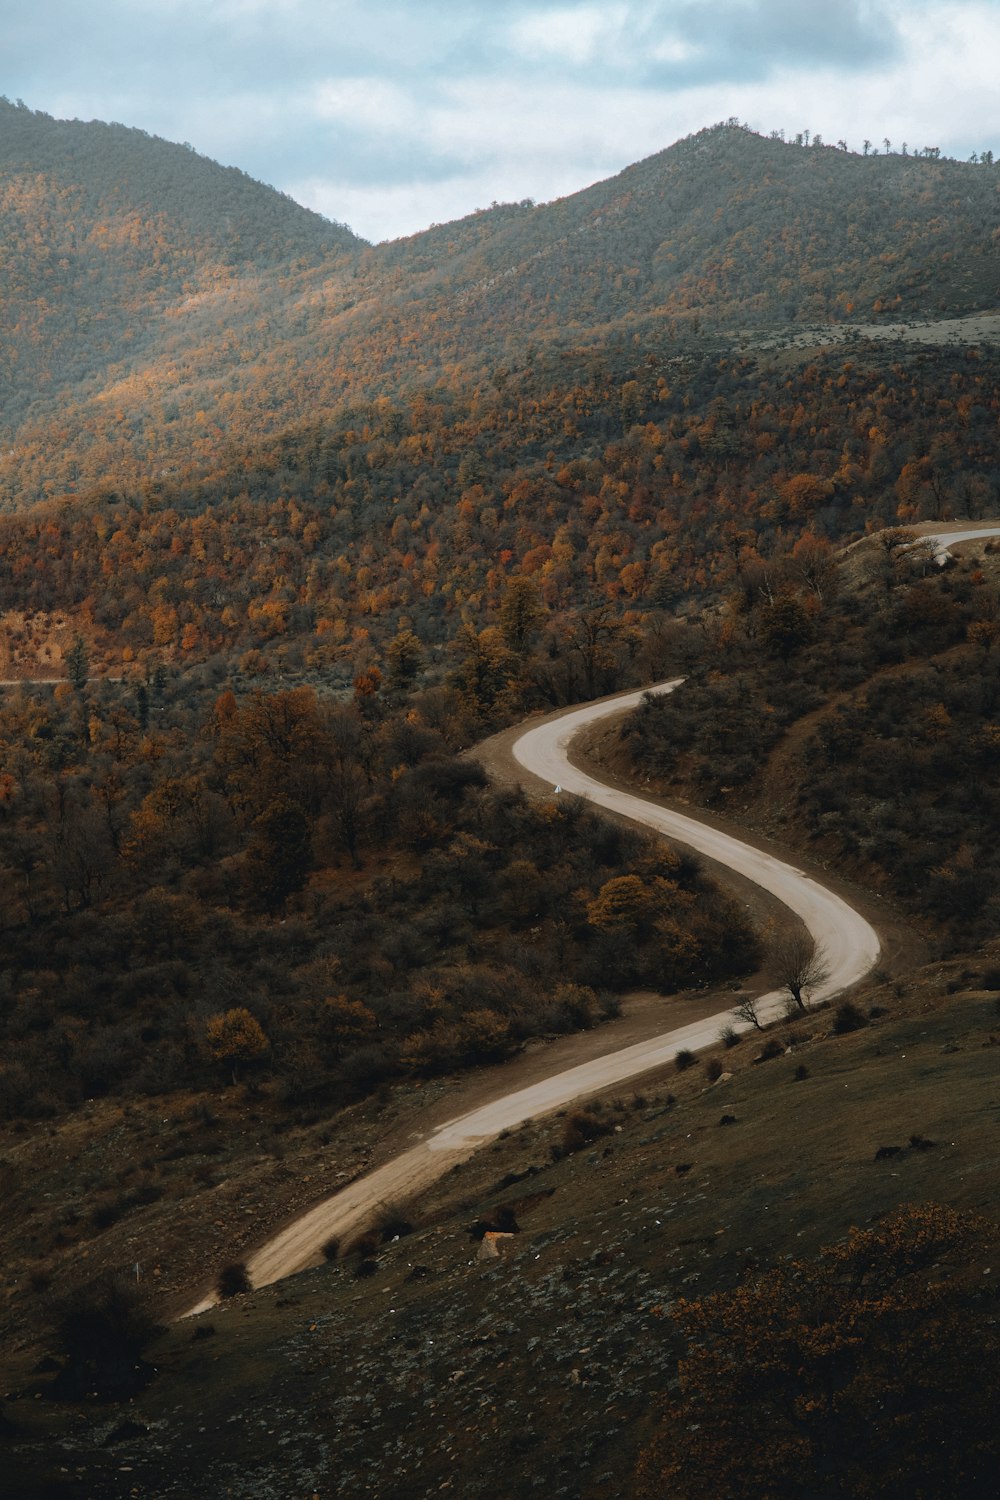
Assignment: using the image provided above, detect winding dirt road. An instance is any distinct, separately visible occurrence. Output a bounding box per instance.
[184,680,882,1314]
[184,521,1000,1313]
[512,682,880,1009]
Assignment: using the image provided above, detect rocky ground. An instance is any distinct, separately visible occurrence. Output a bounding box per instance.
[4,948,999,1498]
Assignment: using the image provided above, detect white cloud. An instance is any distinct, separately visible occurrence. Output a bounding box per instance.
[287,0,1000,241]
[5,0,1000,241]
[650,35,698,64]
[311,77,414,133]
[507,4,630,66]
[691,0,1000,156]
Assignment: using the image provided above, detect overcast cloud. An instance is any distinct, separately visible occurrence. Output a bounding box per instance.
[3,1,999,242]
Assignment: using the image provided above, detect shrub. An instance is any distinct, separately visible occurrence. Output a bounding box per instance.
[355,1257,379,1278]
[754,1039,785,1064]
[91,1197,124,1231]
[377,1205,414,1242]
[350,1231,380,1260]
[558,1108,613,1157]
[216,1262,252,1299]
[491,1205,520,1234]
[719,1025,740,1049]
[674,1049,697,1071]
[705,1057,724,1082]
[909,1134,937,1151]
[51,1273,164,1400]
[833,1002,867,1034]
[321,1237,340,1262]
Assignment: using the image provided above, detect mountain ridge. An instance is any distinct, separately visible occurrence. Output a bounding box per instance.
[2,110,999,511]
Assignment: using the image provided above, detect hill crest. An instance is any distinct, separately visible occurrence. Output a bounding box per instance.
[1,108,999,509]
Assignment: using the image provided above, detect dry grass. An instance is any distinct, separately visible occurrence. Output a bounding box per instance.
[3,948,1000,1497]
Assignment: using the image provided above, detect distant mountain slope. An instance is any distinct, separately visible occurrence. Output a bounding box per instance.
[0,98,361,435]
[0,99,360,259]
[1,112,999,509]
[383,124,1000,334]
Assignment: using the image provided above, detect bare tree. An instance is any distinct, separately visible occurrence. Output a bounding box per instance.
[732,992,764,1031]
[770,931,830,1011]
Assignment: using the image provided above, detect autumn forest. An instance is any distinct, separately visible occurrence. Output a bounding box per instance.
[2,97,1000,1499]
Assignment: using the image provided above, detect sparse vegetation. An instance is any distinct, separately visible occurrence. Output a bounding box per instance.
[636,1205,1000,1500]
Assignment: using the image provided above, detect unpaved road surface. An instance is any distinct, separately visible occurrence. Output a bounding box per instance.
[511,681,880,1016]
[184,679,883,1315]
[909,522,1000,562]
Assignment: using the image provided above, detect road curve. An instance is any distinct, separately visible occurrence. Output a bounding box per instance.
[513,681,881,1012]
[909,523,1000,564]
[184,679,882,1315]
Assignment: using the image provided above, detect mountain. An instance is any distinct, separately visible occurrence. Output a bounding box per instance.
[0,98,360,452]
[385,122,1000,336]
[2,104,1000,1498]
[1,111,999,510]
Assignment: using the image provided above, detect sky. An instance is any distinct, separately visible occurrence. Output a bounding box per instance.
[4,1,1000,243]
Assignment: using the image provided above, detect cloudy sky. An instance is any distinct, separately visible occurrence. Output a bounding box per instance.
[4,1,1000,242]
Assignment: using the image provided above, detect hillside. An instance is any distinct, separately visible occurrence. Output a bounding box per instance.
[2,340,998,691]
[2,947,999,1498]
[3,102,1000,1497]
[384,123,1000,338]
[1,114,999,510]
[597,527,1000,947]
[0,98,360,462]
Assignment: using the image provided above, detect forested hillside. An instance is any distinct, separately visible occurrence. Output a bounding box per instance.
[0,664,758,1122]
[614,528,1000,946]
[0,99,359,445]
[1,109,998,513]
[384,122,1000,338]
[2,343,998,699]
